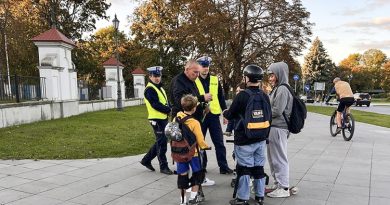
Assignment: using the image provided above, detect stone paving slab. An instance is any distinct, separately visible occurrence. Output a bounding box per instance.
[1,112,390,205]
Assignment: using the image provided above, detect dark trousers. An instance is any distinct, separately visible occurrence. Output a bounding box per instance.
[201,113,229,170]
[142,119,168,169]
[225,119,236,132]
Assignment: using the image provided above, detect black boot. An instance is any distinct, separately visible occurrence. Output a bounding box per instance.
[160,167,173,175]
[255,196,264,205]
[140,161,155,171]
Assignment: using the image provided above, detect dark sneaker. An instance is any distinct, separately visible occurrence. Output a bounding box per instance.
[160,167,173,175]
[220,167,234,174]
[255,196,264,205]
[197,191,205,202]
[140,161,155,171]
[229,198,249,205]
[188,195,201,205]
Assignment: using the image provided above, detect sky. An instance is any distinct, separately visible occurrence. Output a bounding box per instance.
[95,0,390,65]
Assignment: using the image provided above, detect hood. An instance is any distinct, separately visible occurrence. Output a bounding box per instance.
[268,62,289,85]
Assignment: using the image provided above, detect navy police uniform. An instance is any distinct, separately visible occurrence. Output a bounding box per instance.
[196,56,232,174]
[141,66,173,175]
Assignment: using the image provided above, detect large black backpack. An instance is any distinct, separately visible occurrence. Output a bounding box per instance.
[237,89,272,139]
[274,84,307,134]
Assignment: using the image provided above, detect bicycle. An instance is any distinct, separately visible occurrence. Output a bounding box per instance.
[329,107,355,141]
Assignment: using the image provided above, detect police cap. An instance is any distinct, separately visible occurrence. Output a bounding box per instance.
[147,66,163,76]
[196,56,212,67]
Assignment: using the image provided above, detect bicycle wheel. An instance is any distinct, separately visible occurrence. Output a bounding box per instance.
[342,113,355,141]
[329,111,338,137]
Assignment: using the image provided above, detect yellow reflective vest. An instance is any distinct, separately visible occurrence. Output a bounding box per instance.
[195,75,221,114]
[144,82,169,119]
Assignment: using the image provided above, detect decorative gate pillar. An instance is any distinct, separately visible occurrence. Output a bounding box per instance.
[103,57,125,100]
[131,68,145,99]
[32,28,77,101]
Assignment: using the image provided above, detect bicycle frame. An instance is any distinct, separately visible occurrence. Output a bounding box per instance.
[330,107,355,141]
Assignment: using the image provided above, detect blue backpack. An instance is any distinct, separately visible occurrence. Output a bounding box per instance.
[237,89,272,139]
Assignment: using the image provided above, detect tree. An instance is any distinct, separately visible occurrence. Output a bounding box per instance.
[302,37,336,89]
[274,44,302,81]
[0,0,110,76]
[74,26,127,86]
[339,53,366,92]
[0,0,44,76]
[131,0,190,88]
[339,49,387,91]
[31,0,110,39]
[361,49,387,89]
[190,0,313,95]
[381,61,390,93]
[131,0,313,95]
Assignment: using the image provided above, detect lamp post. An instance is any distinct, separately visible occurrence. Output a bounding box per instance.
[112,14,123,111]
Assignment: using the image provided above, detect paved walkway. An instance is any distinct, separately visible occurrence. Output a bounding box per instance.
[1,112,390,205]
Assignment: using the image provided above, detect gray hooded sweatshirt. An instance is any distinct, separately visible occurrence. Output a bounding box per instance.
[268,62,293,129]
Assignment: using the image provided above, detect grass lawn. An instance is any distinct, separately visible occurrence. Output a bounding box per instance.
[0,105,155,159]
[307,105,390,128]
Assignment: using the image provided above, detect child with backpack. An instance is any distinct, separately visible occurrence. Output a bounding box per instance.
[223,65,271,205]
[174,94,210,205]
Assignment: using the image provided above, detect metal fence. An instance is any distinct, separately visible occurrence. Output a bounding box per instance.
[0,74,46,103]
[126,87,135,99]
[79,84,114,101]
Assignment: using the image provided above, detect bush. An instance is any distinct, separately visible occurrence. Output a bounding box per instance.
[371,93,389,98]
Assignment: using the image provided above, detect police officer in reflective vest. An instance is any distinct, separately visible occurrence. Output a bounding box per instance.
[140,66,173,175]
[195,56,233,175]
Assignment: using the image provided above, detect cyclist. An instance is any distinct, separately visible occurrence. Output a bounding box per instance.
[328,77,355,133]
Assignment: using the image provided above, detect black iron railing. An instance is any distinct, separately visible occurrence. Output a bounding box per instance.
[0,74,46,103]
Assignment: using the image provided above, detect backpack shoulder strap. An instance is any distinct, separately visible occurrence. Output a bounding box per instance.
[178,115,193,123]
[273,84,293,126]
[178,115,196,142]
[279,84,295,96]
[243,88,253,96]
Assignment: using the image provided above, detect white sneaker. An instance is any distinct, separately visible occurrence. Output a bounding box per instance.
[180,196,187,205]
[267,188,290,198]
[266,184,278,190]
[201,177,215,186]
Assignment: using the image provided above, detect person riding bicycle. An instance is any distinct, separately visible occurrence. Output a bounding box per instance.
[329,77,355,133]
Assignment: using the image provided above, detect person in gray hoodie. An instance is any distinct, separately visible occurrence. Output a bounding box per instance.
[266,62,293,198]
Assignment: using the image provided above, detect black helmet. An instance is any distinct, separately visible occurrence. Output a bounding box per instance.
[243,65,264,82]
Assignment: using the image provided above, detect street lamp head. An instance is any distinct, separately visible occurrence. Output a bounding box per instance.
[112,14,119,30]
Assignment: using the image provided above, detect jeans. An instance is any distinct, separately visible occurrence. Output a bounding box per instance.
[201,113,229,170]
[142,119,169,169]
[235,141,266,200]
